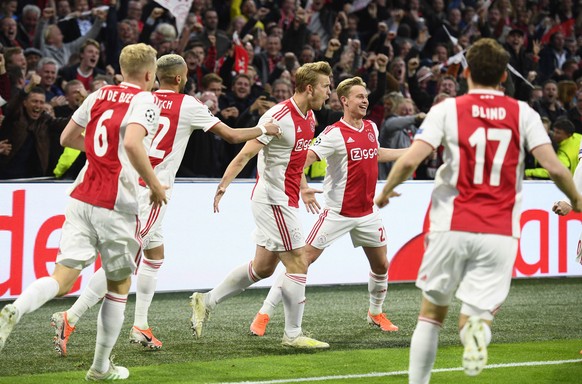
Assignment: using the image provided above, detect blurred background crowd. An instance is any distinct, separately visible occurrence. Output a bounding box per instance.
[0,0,581,181]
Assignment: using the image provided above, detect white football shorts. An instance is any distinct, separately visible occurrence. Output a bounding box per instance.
[251,201,305,252]
[57,199,141,281]
[138,185,168,250]
[416,230,517,313]
[306,209,387,249]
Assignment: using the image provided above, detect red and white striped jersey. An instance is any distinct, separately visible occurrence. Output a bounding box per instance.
[415,89,551,237]
[310,118,380,217]
[146,90,220,197]
[252,98,316,208]
[69,82,161,214]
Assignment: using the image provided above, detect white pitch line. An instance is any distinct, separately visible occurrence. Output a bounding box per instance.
[220,358,582,384]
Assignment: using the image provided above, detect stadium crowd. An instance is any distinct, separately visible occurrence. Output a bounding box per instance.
[0,0,581,181]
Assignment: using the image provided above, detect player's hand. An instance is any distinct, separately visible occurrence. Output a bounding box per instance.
[552,199,582,216]
[149,185,169,208]
[375,190,401,208]
[263,119,282,138]
[301,187,323,214]
[213,186,226,213]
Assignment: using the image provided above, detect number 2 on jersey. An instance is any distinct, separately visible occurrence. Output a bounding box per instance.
[468,127,511,187]
[149,116,170,160]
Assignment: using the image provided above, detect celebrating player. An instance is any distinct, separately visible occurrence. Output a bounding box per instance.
[375,38,582,383]
[0,43,166,380]
[248,76,405,337]
[49,54,281,355]
[190,61,333,349]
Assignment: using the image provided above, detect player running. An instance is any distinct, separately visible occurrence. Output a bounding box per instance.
[49,54,280,356]
[248,76,405,337]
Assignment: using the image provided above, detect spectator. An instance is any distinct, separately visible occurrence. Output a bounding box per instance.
[437,74,458,96]
[533,79,567,124]
[16,4,40,48]
[190,8,230,59]
[35,7,106,68]
[378,98,426,179]
[4,46,26,74]
[58,0,94,43]
[55,0,72,20]
[53,79,86,118]
[504,28,538,101]
[567,88,582,134]
[36,57,65,107]
[23,47,41,74]
[0,84,67,179]
[0,17,24,48]
[60,39,104,91]
[525,118,581,178]
[271,78,292,103]
[538,32,571,82]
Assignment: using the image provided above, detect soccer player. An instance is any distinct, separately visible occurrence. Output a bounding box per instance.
[190,61,333,349]
[375,38,582,383]
[248,76,405,337]
[50,54,281,355]
[0,43,167,380]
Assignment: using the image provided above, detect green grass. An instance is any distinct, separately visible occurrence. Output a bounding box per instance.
[1,278,581,383]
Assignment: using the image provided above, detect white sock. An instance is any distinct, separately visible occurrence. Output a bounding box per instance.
[13,277,59,322]
[134,257,163,329]
[281,273,306,339]
[368,271,388,316]
[258,273,284,317]
[409,317,442,384]
[91,292,127,374]
[206,261,263,310]
[460,320,492,346]
[68,268,107,326]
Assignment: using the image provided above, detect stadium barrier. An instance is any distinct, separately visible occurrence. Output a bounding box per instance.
[1,180,582,299]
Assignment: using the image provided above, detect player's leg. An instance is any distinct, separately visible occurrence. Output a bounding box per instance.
[0,264,81,352]
[363,245,398,331]
[455,233,517,377]
[409,297,449,384]
[190,246,278,338]
[130,244,164,349]
[251,245,324,336]
[409,231,464,384]
[52,267,107,357]
[86,207,140,380]
[278,247,328,349]
[87,276,131,381]
[1,200,93,353]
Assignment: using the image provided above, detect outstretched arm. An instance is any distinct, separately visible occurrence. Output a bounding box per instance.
[214,139,264,212]
[375,140,433,208]
[533,143,582,212]
[377,147,408,163]
[210,120,281,144]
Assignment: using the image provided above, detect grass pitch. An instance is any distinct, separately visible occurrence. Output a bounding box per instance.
[0,278,581,383]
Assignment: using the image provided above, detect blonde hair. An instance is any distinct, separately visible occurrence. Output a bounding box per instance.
[336,76,366,100]
[119,43,157,78]
[294,61,332,92]
[156,54,186,83]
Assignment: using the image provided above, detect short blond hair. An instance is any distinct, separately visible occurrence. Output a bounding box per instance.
[119,43,157,78]
[336,76,366,100]
[156,54,186,83]
[295,61,332,92]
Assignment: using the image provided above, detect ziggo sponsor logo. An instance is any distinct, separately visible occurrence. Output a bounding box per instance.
[350,147,378,160]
